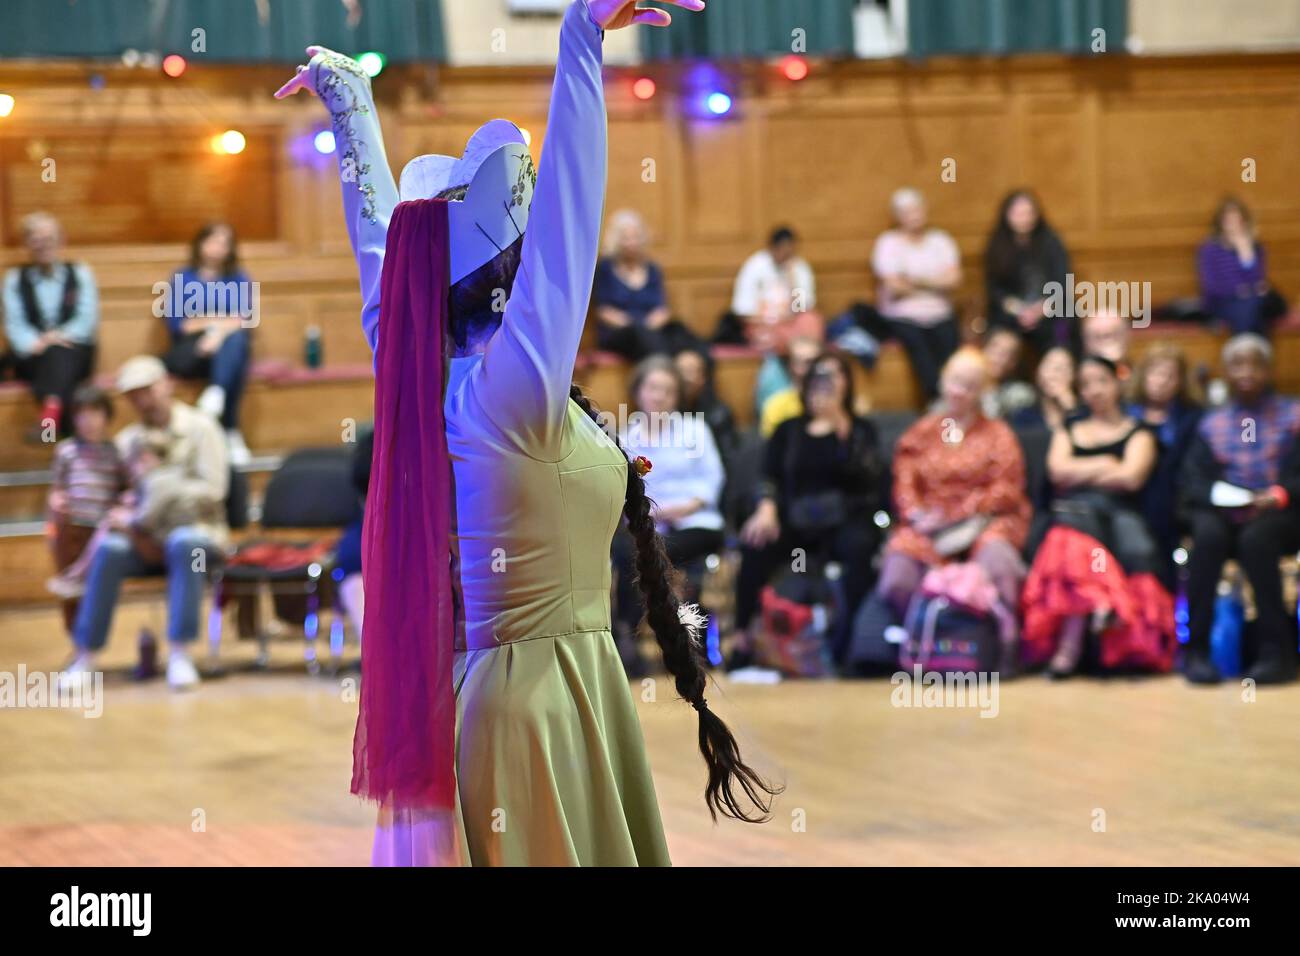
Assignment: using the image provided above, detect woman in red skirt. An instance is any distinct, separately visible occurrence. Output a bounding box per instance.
[1021,354,1177,677]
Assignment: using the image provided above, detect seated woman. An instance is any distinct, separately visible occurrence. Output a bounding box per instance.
[1197,196,1282,336]
[981,325,1036,419]
[1021,355,1176,678]
[1010,346,1079,432]
[161,221,254,464]
[877,348,1031,655]
[594,209,696,360]
[1126,345,1203,585]
[984,189,1075,357]
[871,188,963,400]
[733,351,882,665]
[612,356,726,674]
[672,344,736,462]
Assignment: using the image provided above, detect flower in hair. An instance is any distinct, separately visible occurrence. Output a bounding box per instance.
[633,455,653,478]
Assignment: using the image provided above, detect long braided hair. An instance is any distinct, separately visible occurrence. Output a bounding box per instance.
[569,383,780,823]
[438,184,780,821]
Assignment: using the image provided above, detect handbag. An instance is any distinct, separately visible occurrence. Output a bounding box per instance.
[930,515,990,558]
[786,489,849,534]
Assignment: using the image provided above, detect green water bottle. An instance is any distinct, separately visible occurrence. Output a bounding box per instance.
[305,324,322,369]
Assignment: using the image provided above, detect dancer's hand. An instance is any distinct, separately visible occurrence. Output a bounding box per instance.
[273,45,329,99]
[589,0,705,31]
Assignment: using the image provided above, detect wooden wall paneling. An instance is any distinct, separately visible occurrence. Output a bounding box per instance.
[1,53,1298,389]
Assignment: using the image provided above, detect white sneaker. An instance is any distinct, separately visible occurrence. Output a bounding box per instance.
[166,649,201,690]
[197,384,226,420]
[225,428,252,466]
[57,652,98,694]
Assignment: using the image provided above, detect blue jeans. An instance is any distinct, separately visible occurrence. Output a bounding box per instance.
[73,526,215,651]
[209,330,250,429]
[164,328,250,429]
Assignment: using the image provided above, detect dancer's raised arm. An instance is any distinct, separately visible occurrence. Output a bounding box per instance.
[481,0,704,453]
[276,48,400,358]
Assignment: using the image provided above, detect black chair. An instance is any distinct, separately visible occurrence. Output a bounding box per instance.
[209,448,359,673]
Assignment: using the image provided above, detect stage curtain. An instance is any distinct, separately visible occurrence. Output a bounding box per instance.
[906,0,1128,56]
[0,0,447,64]
[638,0,857,60]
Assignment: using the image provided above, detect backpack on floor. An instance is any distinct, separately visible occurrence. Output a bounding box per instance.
[754,568,836,678]
[900,596,1001,674]
[900,562,1006,675]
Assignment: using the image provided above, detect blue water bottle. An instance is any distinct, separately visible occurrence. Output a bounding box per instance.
[1209,579,1244,677]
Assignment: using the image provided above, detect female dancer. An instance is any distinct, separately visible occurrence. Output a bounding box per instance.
[277,0,777,866]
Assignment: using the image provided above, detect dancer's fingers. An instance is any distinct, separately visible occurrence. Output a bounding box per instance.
[631,7,673,27]
[655,0,706,10]
[273,69,310,99]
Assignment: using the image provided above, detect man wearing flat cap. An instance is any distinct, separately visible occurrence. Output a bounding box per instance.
[62,355,229,690]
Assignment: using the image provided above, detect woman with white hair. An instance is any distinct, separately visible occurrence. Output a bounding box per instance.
[593,208,698,360]
[877,347,1031,660]
[3,211,100,439]
[871,187,962,399]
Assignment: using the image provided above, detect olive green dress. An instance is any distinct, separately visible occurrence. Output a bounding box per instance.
[438,380,672,866]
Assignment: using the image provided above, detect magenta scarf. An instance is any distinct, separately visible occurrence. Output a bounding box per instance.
[351,198,457,812]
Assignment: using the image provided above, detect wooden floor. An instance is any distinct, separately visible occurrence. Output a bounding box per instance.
[3,600,1299,866]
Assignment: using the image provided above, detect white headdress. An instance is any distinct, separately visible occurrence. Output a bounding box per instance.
[399,119,537,284]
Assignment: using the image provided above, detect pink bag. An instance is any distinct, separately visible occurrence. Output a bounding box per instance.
[920,562,1000,615]
[920,561,1019,651]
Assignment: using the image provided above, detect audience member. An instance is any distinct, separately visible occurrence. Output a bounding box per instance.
[612,357,726,674]
[334,423,373,646]
[734,352,881,663]
[161,222,254,464]
[981,325,1036,419]
[984,189,1074,356]
[1197,196,1281,336]
[1181,334,1300,685]
[1010,346,1080,431]
[673,344,737,461]
[729,226,822,352]
[872,188,962,399]
[757,334,823,438]
[1080,308,1131,366]
[44,385,131,629]
[1020,355,1174,677]
[876,348,1030,647]
[1127,345,1203,584]
[593,209,696,360]
[60,356,230,691]
[3,212,99,439]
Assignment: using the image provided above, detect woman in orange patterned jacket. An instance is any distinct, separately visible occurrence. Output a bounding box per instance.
[877,347,1032,645]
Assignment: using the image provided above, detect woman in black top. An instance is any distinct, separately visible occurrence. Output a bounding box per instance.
[1020,355,1176,677]
[985,189,1075,357]
[732,351,882,665]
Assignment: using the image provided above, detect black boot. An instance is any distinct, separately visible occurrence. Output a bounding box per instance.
[1183,652,1223,686]
[1244,649,1297,685]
